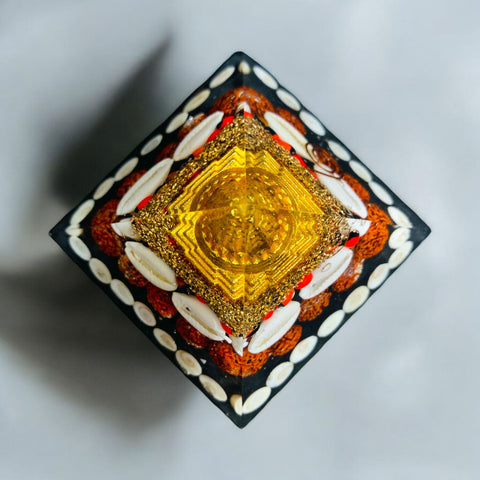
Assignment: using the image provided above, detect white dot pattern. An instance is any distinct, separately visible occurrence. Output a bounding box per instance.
[58,57,425,422]
[183,89,210,113]
[209,66,235,88]
[140,134,163,156]
[153,328,177,352]
[299,110,326,136]
[110,279,134,306]
[243,387,271,414]
[114,157,138,181]
[328,140,351,161]
[253,65,278,89]
[276,89,301,110]
[166,112,188,133]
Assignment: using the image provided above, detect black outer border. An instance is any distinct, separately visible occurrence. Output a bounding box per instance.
[50,52,431,428]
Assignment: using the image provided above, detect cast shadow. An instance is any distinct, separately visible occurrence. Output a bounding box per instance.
[50,39,172,205]
[1,39,192,430]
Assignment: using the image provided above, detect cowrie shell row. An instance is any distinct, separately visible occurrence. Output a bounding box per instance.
[248,302,300,354]
[230,336,247,356]
[264,111,310,159]
[173,111,224,161]
[111,218,141,240]
[172,293,228,342]
[300,247,353,300]
[316,172,368,218]
[125,241,177,291]
[116,159,173,216]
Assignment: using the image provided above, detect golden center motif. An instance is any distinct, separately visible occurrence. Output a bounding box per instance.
[168,147,325,304]
[133,115,349,335]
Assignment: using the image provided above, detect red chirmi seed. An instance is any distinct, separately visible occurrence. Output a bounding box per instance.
[264,310,274,320]
[137,195,153,210]
[187,169,202,184]
[272,134,291,151]
[220,115,234,128]
[292,153,308,169]
[207,129,220,142]
[221,322,232,335]
[195,294,206,304]
[345,235,360,248]
[282,289,295,306]
[296,272,313,289]
[192,146,204,157]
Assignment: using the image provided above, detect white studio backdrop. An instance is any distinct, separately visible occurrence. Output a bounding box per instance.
[0,1,479,479]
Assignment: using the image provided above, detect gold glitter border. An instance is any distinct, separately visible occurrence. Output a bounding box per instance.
[133,114,351,335]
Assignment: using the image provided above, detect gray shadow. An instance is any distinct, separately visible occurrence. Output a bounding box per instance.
[0,39,191,430]
[49,40,172,204]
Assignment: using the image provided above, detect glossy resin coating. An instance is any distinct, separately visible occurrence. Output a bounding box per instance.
[50,52,430,428]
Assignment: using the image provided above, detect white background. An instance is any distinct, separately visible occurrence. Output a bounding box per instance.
[1,1,479,479]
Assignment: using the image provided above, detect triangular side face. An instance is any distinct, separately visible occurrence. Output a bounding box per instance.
[50,52,431,428]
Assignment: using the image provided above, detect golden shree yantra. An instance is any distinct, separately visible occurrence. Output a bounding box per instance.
[133,115,350,335]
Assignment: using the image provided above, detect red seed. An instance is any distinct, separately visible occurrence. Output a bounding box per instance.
[186,169,202,184]
[296,272,313,289]
[272,134,291,151]
[137,195,153,210]
[345,235,360,248]
[195,295,206,304]
[220,115,234,128]
[207,129,220,142]
[282,289,295,306]
[221,322,232,335]
[193,146,204,157]
[264,310,274,320]
[292,153,308,169]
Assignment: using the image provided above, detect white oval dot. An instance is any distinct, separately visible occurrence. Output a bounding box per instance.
[328,140,351,161]
[65,225,83,237]
[388,206,413,228]
[153,328,177,352]
[89,258,112,284]
[253,65,278,89]
[110,279,134,306]
[166,112,188,133]
[266,362,294,388]
[276,89,301,110]
[318,310,345,338]
[69,236,91,261]
[349,161,372,182]
[70,199,95,225]
[389,241,414,269]
[199,375,227,402]
[93,177,114,200]
[133,301,156,326]
[230,394,243,416]
[370,181,393,205]
[243,387,271,414]
[368,263,390,290]
[389,227,410,249]
[183,89,210,113]
[290,336,318,364]
[175,350,201,376]
[114,157,138,181]
[210,66,235,88]
[343,286,370,313]
[299,110,326,136]
[140,134,163,156]
[238,60,251,74]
